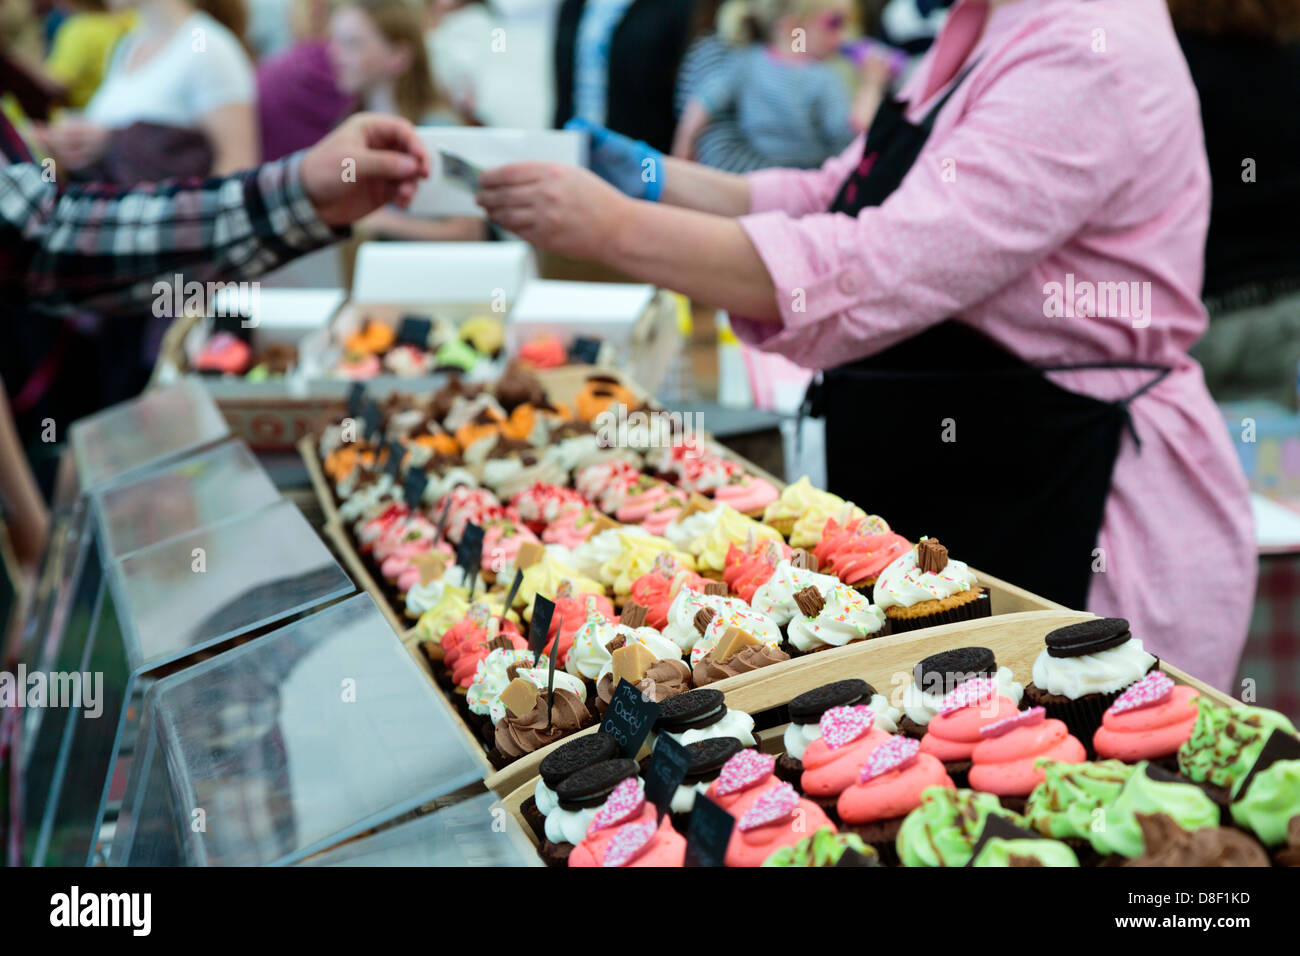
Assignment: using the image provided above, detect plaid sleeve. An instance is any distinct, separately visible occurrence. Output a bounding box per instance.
[0,152,346,317]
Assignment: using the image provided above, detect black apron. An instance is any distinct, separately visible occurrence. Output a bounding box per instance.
[809,66,1169,611]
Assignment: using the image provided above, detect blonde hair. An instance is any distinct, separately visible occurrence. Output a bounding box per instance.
[350,0,441,122]
[716,0,847,45]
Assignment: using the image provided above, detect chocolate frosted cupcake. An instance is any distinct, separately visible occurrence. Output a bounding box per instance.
[899,646,1023,739]
[1121,813,1269,867]
[692,626,790,686]
[871,537,990,633]
[489,684,593,769]
[776,679,893,784]
[651,688,756,749]
[528,732,620,840]
[668,736,746,833]
[1022,618,1157,751]
[542,757,640,867]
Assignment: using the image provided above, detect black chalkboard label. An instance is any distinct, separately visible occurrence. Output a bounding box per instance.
[434,492,455,541]
[403,467,428,506]
[528,594,556,664]
[396,315,433,348]
[643,733,691,820]
[599,679,660,759]
[684,795,734,868]
[362,400,383,443]
[457,522,484,578]
[383,440,404,479]
[544,613,562,723]
[346,382,366,418]
[569,336,601,365]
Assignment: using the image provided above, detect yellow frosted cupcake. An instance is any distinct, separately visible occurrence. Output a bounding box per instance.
[599,531,696,597]
[690,505,786,575]
[762,476,843,538]
[517,553,604,609]
[789,498,868,550]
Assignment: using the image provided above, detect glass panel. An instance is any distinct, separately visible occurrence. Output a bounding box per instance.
[297,792,541,867]
[110,499,352,673]
[70,381,228,491]
[93,440,279,558]
[116,594,484,866]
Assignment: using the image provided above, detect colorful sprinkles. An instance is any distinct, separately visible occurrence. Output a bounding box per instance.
[602,821,657,867]
[737,782,799,831]
[591,777,646,832]
[819,705,876,750]
[858,736,920,783]
[937,676,999,716]
[979,706,1046,739]
[1109,671,1175,715]
[713,750,776,796]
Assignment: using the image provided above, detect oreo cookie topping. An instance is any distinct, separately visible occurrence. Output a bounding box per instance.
[1045,618,1132,658]
[913,647,997,697]
[655,688,727,733]
[555,758,640,810]
[539,732,620,789]
[682,737,745,785]
[788,678,874,724]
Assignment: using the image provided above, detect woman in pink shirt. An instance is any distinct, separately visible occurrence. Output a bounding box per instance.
[477,0,1256,691]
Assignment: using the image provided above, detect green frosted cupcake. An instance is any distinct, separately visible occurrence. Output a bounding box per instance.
[761,827,880,867]
[1230,742,1300,847]
[1177,697,1298,802]
[896,787,1022,867]
[970,836,1079,867]
[1090,762,1220,859]
[1024,760,1136,844]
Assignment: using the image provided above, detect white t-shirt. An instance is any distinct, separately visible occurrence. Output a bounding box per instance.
[86,12,254,129]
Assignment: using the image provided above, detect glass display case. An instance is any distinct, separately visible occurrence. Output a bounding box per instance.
[112,594,485,866]
[296,792,541,867]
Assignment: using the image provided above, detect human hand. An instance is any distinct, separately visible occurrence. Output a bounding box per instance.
[476,161,629,261]
[45,119,109,170]
[564,117,663,201]
[300,113,431,227]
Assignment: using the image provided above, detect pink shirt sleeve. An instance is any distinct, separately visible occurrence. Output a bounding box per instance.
[730,35,1132,368]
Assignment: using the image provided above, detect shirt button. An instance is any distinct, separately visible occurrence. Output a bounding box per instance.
[837,271,863,295]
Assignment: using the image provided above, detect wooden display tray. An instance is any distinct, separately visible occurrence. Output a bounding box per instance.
[494,611,1239,857]
[300,368,1074,794]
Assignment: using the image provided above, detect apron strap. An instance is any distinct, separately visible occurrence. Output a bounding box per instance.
[1037,361,1173,450]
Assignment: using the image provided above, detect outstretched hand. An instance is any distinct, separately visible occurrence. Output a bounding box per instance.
[301,113,431,227]
[476,161,630,262]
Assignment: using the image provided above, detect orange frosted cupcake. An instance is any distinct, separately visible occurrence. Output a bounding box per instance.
[1092,672,1199,771]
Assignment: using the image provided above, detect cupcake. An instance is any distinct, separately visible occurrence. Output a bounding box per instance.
[1121,813,1269,867]
[638,490,690,538]
[813,515,912,593]
[540,586,615,666]
[1228,730,1300,848]
[628,559,714,630]
[567,777,686,868]
[761,476,840,538]
[677,453,742,495]
[837,737,955,861]
[540,505,604,549]
[711,472,780,518]
[541,757,640,866]
[776,679,900,785]
[899,646,1023,739]
[761,827,881,867]
[871,537,989,633]
[509,482,590,535]
[651,688,756,749]
[1177,696,1298,805]
[1088,762,1221,861]
[1022,617,1157,749]
[691,627,790,687]
[788,497,867,551]
[691,602,783,665]
[722,539,787,602]
[527,732,620,841]
[1091,672,1199,770]
[566,610,676,686]
[568,523,647,581]
[966,818,1080,867]
[491,680,593,771]
[592,628,691,716]
[702,750,783,819]
[663,502,726,552]
[661,586,750,658]
[748,556,843,628]
[598,532,697,599]
[895,787,1023,867]
[798,705,892,816]
[784,583,888,653]
[918,676,1023,786]
[724,781,836,867]
[966,707,1086,811]
[667,737,745,832]
[1023,759,1137,851]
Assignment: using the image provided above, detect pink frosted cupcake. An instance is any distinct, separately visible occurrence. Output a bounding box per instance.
[615,475,676,524]
[509,482,591,535]
[434,486,502,543]
[355,502,409,553]
[712,473,779,518]
[639,491,689,537]
[481,515,541,580]
[542,505,605,549]
[1091,672,1199,771]
[678,454,742,494]
[574,458,639,504]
